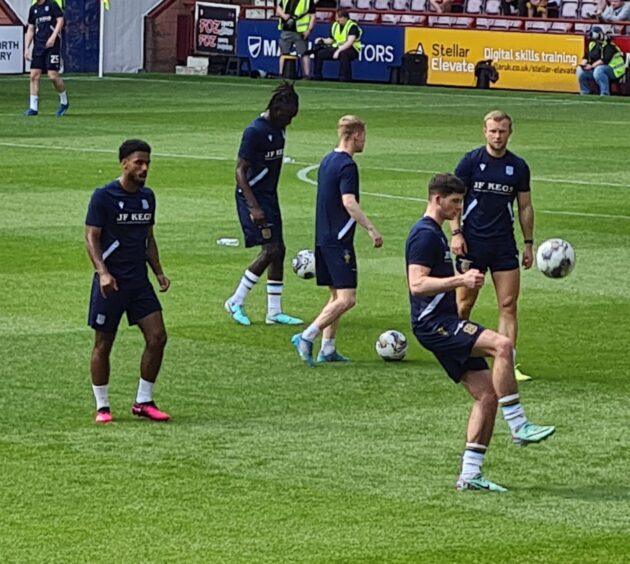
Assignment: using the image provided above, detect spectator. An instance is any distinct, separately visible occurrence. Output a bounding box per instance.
[500,0,527,16]
[600,0,630,21]
[430,0,454,12]
[576,26,627,95]
[313,9,362,82]
[527,0,548,17]
[276,0,316,79]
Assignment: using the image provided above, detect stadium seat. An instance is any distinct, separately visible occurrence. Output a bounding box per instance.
[525,20,551,31]
[550,21,573,32]
[374,0,392,9]
[350,10,379,21]
[484,0,501,14]
[580,1,597,18]
[381,13,402,23]
[477,17,522,29]
[393,0,411,10]
[339,0,355,8]
[410,0,427,10]
[400,14,426,22]
[560,1,578,18]
[465,0,485,14]
[356,0,373,9]
[429,15,474,26]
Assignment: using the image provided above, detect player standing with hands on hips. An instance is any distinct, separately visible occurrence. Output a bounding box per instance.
[451,111,535,381]
[85,140,171,424]
[24,0,69,117]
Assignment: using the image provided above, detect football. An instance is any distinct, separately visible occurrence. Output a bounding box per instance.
[375,330,408,361]
[536,238,576,279]
[291,249,316,279]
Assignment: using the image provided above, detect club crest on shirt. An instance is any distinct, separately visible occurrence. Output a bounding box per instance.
[436,326,449,337]
[142,199,149,210]
[505,165,514,176]
[479,163,486,171]
[268,134,273,142]
[343,250,352,264]
[118,201,124,209]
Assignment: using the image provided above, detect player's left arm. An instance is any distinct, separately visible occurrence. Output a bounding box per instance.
[146,227,170,292]
[46,16,64,49]
[517,190,534,269]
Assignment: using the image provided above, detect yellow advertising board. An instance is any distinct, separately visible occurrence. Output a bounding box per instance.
[405,28,584,93]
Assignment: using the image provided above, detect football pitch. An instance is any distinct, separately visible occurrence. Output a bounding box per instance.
[1,75,629,562]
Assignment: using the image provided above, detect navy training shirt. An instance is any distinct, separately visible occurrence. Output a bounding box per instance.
[237,116,286,198]
[85,180,156,289]
[28,1,63,55]
[455,146,530,241]
[315,150,360,246]
[406,216,458,329]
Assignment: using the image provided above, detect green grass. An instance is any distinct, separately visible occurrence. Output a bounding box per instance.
[1,74,629,563]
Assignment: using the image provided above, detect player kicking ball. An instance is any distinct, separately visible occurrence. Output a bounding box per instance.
[224,83,303,327]
[406,173,554,492]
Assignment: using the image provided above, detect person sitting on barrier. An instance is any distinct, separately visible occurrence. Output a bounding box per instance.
[576,26,627,96]
[313,9,362,82]
[599,0,630,22]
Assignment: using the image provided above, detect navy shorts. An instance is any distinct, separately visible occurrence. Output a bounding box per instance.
[315,244,357,289]
[414,316,489,383]
[236,192,283,248]
[456,236,519,274]
[31,47,61,72]
[88,275,162,334]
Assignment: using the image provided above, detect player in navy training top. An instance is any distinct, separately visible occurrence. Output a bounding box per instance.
[406,173,554,492]
[292,115,382,366]
[225,83,303,327]
[24,0,69,117]
[85,140,171,424]
[450,111,534,382]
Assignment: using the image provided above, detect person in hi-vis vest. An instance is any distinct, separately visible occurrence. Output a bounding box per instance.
[276,0,315,78]
[576,26,628,96]
[313,9,362,82]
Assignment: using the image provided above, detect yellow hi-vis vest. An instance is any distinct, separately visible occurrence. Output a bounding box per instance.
[331,20,362,53]
[589,40,627,79]
[278,0,312,33]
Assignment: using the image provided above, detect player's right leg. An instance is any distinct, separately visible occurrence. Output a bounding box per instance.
[25,68,42,115]
[472,329,555,446]
[91,331,116,423]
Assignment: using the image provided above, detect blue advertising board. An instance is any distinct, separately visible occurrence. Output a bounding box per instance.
[237,20,404,82]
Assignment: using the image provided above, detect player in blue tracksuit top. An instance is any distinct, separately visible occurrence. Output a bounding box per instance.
[450,111,535,382]
[85,140,171,424]
[406,173,554,492]
[292,115,382,366]
[24,0,69,116]
[224,82,303,327]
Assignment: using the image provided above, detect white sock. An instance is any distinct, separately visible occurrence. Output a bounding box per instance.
[267,280,283,317]
[321,338,335,355]
[30,95,38,111]
[499,393,528,433]
[92,384,109,410]
[231,269,259,306]
[460,443,487,480]
[302,323,320,342]
[136,378,154,404]
[59,90,68,105]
